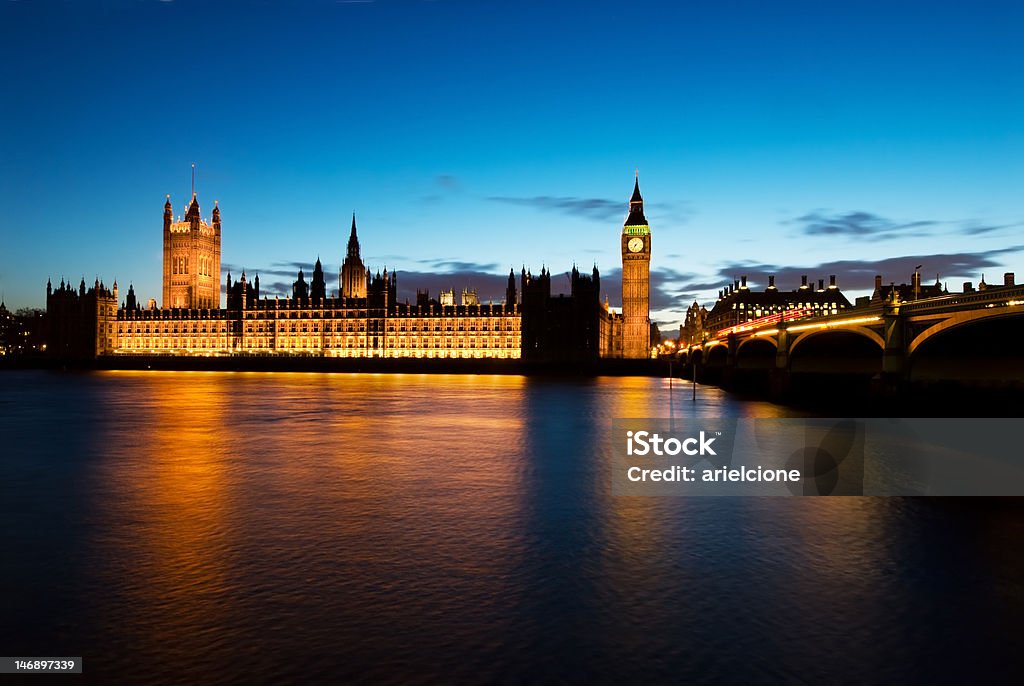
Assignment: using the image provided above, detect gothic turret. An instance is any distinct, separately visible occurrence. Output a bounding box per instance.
[185,192,201,228]
[125,283,137,311]
[311,257,327,301]
[340,214,368,299]
[347,213,360,259]
[212,200,221,235]
[293,269,309,301]
[506,268,517,307]
[163,194,173,232]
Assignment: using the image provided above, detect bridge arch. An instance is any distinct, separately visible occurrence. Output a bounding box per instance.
[689,348,703,366]
[737,336,778,352]
[789,326,884,356]
[788,328,884,376]
[735,337,777,370]
[705,343,728,367]
[908,309,1024,385]
[908,307,1024,356]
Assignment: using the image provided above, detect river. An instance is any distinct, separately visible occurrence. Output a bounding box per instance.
[0,370,1021,683]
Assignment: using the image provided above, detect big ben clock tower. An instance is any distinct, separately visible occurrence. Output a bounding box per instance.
[621,173,651,358]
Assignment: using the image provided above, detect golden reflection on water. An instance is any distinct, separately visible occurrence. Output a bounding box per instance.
[92,371,535,662]
[94,373,236,651]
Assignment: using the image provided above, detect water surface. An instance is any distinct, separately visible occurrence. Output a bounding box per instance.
[1,370,1021,683]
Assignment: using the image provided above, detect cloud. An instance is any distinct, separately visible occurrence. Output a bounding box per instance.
[222,261,339,297]
[418,174,461,205]
[255,281,297,297]
[791,210,940,238]
[392,270,511,304]
[962,222,1021,236]
[697,245,1024,295]
[790,210,1024,241]
[487,195,624,222]
[435,174,459,190]
[418,259,501,272]
[487,195,693,226]
[396,258,511,302]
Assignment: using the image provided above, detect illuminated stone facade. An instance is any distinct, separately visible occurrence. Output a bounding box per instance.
[107,198,521,359]
[162,187,222,310]
[112,295,521,359]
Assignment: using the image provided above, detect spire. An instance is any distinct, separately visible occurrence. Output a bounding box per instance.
[163,194,173,230]
[626,172,647,226]
[347,213,361,259]
[186,193,200,222]
[310,258,326,301]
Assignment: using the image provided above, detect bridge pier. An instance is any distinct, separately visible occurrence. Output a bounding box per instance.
[771,328,792,400]
[880,300,907,394]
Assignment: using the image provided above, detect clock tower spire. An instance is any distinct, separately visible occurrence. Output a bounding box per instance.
[621,173,651,358]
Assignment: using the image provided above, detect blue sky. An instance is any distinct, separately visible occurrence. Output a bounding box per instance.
[2,0,1022,330]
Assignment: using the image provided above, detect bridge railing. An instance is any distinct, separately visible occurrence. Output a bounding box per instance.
[897,285,1024,314]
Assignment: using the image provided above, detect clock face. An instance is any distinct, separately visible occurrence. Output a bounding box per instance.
[627,237,644,253]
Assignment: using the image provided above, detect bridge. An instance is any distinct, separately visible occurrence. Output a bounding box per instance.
[678,283,1024,396]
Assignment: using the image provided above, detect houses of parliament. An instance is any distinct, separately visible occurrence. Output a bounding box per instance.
[46,176,654,362]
